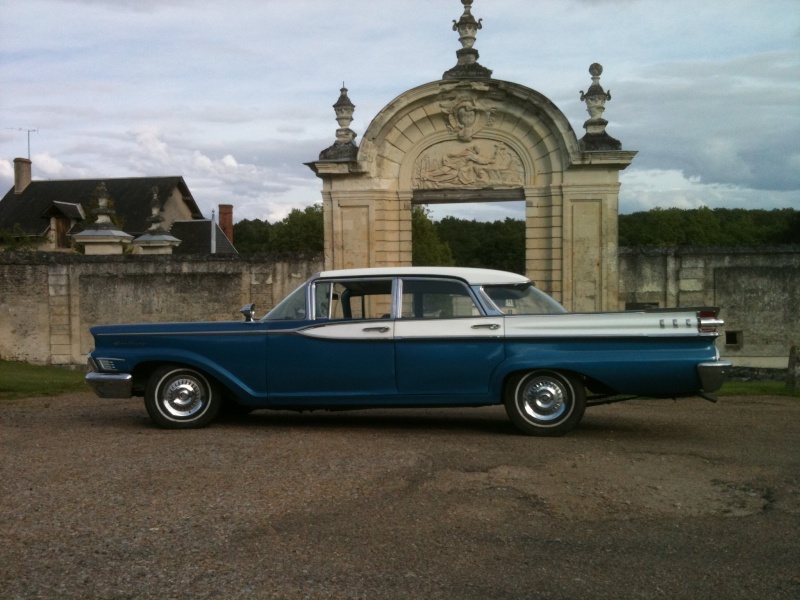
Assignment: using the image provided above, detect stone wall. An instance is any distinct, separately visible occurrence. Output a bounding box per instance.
[619,246,800,369]
[0,253,322,365]
[2,247,798,369]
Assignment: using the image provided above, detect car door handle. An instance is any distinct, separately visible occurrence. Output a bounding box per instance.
[363,326,390,333]
[471,323,501,330]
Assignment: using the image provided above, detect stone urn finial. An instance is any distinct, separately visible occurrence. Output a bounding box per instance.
[133,185,181,254]
[333,84,355,129]
[578,63,622,151]
[92,182,117,230]
[443,0,492,79]
[73,182,134,254]
[580,63,612,124]
[144,187,167,232]
[453,0,482,51]
[319,84,359,161]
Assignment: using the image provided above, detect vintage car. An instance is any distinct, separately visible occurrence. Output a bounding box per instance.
[86,267,731,435]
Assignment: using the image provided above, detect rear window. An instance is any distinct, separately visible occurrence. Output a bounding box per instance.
[483,284,567,315]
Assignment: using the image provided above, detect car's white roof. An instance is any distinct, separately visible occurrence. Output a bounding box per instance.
[316,267,530,286]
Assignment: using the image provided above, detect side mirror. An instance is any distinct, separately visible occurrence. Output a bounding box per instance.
[240,303,256,322]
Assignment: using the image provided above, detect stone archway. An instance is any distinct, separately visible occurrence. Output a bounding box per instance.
[306,2,635,311]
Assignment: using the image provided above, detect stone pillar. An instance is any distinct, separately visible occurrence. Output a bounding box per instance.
[47,264,71,365]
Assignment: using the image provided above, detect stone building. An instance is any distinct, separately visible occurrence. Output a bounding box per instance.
[0,157,235,254]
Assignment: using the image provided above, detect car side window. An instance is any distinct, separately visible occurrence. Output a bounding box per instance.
[314,279,393,320]
[400,279,480,319]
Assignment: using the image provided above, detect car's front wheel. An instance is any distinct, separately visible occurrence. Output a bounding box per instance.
[145,365,221,429]
[504,370,586,436]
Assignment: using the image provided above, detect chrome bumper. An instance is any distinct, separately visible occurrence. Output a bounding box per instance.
[86,372,133,398]
[697,361,733,393]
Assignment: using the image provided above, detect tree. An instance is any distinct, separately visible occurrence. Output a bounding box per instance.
[411,205,454,266]
[269,204,324,253]
[233,204,323,254]
[618,207,799,247]
[232,218,272,253]
[435,215,526,274]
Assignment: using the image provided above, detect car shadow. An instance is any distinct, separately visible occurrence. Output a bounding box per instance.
[216,407,519,436]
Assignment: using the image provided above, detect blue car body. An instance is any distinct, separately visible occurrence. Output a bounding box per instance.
[86,267,731,434]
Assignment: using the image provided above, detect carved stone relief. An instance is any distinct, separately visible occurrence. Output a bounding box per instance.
[412,140,525,190]
[440,95,495,142]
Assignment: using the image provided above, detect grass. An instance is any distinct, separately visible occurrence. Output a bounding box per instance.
[717,380,799,398]
[0,359,797,400]
[0,360,89,400]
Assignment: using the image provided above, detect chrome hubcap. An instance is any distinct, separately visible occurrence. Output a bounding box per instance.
[161,377,206,418]
[520,377,568,422]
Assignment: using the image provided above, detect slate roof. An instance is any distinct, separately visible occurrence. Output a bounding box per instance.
[170,220,237,254]
[0,176,202,237]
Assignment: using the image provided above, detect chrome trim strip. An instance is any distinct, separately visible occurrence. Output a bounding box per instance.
[95,329,272,337]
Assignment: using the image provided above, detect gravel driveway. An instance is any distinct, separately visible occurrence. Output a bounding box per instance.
[2,393,799,599]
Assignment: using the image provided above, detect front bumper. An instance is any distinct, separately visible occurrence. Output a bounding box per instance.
[86,371,133,398]
[697,361,733,393]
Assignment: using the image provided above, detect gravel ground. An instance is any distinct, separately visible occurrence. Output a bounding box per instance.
[2,393,799,599]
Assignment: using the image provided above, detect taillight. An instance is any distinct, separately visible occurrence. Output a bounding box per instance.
[698,308,724,334]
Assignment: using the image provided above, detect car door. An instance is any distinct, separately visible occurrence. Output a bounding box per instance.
[265,278,397,403]
[393,277,504,399]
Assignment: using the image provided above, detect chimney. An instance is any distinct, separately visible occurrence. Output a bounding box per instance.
[13,158,32,194]
[219,204,233,244]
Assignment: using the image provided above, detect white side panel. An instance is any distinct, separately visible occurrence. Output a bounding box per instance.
[395,318,504,339]
[504,312,704,338]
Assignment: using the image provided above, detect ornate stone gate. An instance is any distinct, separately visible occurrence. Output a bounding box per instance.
[307,1,636,311]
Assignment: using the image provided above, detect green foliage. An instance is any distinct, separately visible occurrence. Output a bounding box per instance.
[411,205,454,266]
[233,218,273,253]
[232,205,798,260]
[0,224,37,251]
[435,215,526,274]
[619,207,799,247]
[0,360,88,400]
[233,204,323,254]
[270,204,324,253]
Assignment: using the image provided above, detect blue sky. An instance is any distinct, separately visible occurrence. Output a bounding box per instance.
[1,0,798,223]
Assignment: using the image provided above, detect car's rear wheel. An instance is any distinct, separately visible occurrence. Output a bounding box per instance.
[145,365,221,429]
[504,370,586,436]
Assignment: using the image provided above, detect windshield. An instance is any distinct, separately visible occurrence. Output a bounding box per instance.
[263,284,308,320]
[483,284,567,315]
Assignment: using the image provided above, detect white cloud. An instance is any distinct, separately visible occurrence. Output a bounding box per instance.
[1,0,798,222]
[132,127,170,165]
[0,159,13,182]
[619,168,799,214]
[31,152,65,178]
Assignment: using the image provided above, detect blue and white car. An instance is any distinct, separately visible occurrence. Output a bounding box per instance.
[86,267,731,436]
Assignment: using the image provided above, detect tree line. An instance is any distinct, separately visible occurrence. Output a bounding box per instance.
[234,205,799,274]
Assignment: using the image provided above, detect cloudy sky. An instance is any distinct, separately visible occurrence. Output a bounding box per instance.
[1,0,798,223]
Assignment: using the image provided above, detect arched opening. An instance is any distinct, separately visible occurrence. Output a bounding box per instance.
[414,198,527,275]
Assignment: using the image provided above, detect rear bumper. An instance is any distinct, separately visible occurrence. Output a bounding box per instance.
[86,372,133,399]
[697,361,733,393]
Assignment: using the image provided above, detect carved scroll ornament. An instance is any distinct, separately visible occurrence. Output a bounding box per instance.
[440,95,495,142]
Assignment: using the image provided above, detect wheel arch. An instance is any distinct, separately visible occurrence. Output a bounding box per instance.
[132,359,232,400]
